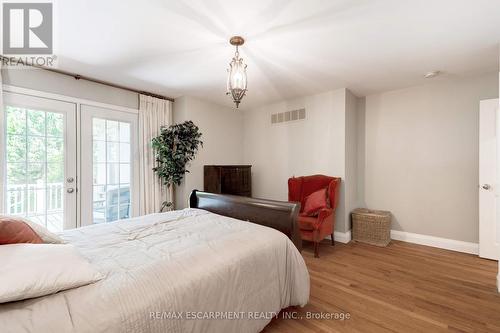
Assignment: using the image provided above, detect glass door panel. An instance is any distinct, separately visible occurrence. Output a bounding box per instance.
[92,118,132,223]
[80,104,138,226]
[2,93,77,231]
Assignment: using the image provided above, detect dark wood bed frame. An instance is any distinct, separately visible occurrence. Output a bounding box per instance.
[189,190,302,251]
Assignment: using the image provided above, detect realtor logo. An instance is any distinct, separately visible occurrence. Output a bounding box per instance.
[3,2,53,54]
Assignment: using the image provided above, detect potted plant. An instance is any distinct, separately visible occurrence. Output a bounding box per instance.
[152,120,203,212]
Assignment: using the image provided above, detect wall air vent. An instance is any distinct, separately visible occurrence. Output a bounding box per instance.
[271,108,306,124]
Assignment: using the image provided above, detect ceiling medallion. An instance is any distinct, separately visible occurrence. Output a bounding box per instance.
[226,36,248,108]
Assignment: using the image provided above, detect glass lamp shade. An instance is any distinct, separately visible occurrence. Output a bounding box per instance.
[226,53,247,108]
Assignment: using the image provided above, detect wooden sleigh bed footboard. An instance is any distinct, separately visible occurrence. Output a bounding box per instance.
[189,190,302,252]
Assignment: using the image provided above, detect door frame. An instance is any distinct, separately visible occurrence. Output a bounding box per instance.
[2,84,139,228]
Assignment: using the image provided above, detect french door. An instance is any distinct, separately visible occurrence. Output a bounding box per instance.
[479,98,499,260]
[1,92,77,231]
[80,104,139,227]
[1,91,139,230]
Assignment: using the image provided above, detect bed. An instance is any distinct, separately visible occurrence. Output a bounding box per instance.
[0,191,309,333]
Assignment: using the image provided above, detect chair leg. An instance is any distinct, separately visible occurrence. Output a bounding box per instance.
[331,233,335,246]
[314,242,320,258]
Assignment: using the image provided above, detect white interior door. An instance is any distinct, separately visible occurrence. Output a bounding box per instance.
[80,104,139,227]
[1,92,77,231]
[479,98,499,260]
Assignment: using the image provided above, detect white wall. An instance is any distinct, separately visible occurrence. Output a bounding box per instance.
[243,89,350,232]
[344,90,359,232]
[361,72,498,243]
[174,96,244,208]
[356,97,367,207]
[2,67,138,109]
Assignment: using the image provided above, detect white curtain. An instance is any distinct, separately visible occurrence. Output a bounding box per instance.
[0,63,4,213]
[138,94,173,215]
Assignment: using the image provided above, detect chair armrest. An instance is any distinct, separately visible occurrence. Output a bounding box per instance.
[314,208,333,230]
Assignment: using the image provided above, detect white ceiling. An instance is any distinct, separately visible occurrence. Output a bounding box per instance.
[57,0,500,109]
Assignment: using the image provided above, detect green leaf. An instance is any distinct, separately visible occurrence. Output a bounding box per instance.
[151,120,203,191]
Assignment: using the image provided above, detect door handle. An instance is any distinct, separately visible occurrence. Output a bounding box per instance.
[481,184,491,190]
[67,188,75,194]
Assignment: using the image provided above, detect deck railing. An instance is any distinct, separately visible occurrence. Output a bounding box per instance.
[6,183,64,215]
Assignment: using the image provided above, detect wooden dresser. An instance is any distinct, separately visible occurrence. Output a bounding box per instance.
[204,165,252,197]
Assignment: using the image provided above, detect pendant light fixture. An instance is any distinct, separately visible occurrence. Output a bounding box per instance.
[226,36,248,108]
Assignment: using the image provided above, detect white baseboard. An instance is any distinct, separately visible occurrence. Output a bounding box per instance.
[327,230,352,244]
[390,230,479,255]
[335,230,352,244]
[327,229,479,255]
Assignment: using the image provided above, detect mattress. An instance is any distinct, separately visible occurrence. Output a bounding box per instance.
[0,208,310,333]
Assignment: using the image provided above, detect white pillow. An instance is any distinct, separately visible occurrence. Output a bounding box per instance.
[0,244,103,303]
[22,218,65,244]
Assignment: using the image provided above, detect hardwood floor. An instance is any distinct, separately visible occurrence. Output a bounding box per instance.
[263,240,500,333]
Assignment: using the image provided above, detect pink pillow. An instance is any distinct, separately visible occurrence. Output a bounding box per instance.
[303,188,329,216]
[0,217,43,245]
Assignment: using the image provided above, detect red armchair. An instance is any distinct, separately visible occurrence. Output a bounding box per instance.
[288,175,341,258]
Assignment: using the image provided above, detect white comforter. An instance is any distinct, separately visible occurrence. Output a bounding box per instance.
[0,209,310,333]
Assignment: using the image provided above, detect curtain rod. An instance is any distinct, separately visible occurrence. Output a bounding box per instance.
[0,56,174,102]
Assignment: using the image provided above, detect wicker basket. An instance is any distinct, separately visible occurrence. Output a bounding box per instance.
[352,208,391,246]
